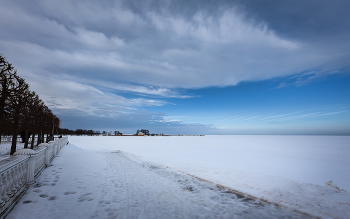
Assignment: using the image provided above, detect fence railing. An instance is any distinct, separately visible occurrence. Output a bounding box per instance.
[0,136,68,219]
[0,136,55,144]
[0,137,22,143]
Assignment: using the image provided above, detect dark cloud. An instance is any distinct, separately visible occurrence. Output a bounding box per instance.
[1,0,349,133]
[2,0,349,89]
[233,0,350,39]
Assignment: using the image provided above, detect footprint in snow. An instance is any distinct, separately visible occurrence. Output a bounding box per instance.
[64,191,77,195]
[35,183,45,188]
[49,196,58,201]
[39,194,49,198]
[77,193,93,202]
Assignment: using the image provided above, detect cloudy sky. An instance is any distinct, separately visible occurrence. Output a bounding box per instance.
[1,0,349,135]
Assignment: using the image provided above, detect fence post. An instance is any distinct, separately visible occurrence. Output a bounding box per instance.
[37,143,50,167]
[49,141,57,157]
[13,149,38,185]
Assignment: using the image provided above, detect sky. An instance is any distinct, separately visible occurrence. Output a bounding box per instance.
[0,0,349,135]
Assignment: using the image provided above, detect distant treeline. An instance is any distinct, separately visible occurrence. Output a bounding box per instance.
[58,129,123,136]
[0,54,60,154]
[58,128,101,135]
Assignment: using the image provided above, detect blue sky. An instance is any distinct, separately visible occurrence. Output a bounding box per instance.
[1,0,349,135]
[148,73,350,135]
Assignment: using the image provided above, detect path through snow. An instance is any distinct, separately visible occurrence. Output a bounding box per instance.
[7,144,312,219]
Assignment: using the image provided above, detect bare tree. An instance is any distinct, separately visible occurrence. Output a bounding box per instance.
[28,94,42,148]
[33,99,46,146]
[1,54,61,153]
[0,54,18,143]
[7,75,30,155]
[22,92,33,148]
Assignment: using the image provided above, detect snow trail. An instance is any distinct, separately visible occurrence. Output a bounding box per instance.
[93,151,311,218]
[7,145,313,219]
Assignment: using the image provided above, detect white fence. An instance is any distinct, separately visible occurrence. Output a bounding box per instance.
[0,137,22,143]
[1,136,53,144]
[0,137,68,219]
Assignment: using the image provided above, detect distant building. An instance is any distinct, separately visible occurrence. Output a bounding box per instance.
[138,132,145,136]
[136,129,150,135]
[114,131,122,135]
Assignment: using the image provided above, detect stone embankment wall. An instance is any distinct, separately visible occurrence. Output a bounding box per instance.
[0,137,69,219]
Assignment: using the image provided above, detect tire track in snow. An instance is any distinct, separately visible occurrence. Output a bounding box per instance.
[94,151,312,219]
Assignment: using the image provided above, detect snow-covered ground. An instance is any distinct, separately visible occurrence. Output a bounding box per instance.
[0,141,24,161]
[67,135,350,218]
[2,135,350,218]
[0,141,23,155]
[6,144,311,219]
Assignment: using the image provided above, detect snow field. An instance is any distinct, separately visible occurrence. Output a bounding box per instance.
[3,135,350,218]
[68,135,350,219]
[0,142,24,159]
[7,144,311,219]
[6,144,107,218]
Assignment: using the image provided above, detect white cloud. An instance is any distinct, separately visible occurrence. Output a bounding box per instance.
[23,73,167,116]
[88,81,193,98]
[0,0,349,121]
[0,1,338,88]
[151,9,299,50]
[74,28,125,50]
[2,0,347,90]
[217,109,350,125]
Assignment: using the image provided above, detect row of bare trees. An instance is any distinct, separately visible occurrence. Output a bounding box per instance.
[0,54,60,155]
[57,128,100,136]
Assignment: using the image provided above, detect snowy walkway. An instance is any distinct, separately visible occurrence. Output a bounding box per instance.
[7,144,312,219]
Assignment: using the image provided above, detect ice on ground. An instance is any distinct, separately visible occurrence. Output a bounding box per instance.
[7,144,311,219]
[4,135,350,218]
[68,135,350,219]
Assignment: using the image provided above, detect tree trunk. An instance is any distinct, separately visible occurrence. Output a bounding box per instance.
[0,80,7,145]
[0,105,4,145]
[37,132,41,146]
[10,116,19,155]
[24,130,29,148]
[31,132,35,149]
[11,131,18,155]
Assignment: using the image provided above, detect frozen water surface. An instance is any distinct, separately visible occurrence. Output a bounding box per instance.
[91,151,311,219]
[6,135,350,218]
[7,146,312,219]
